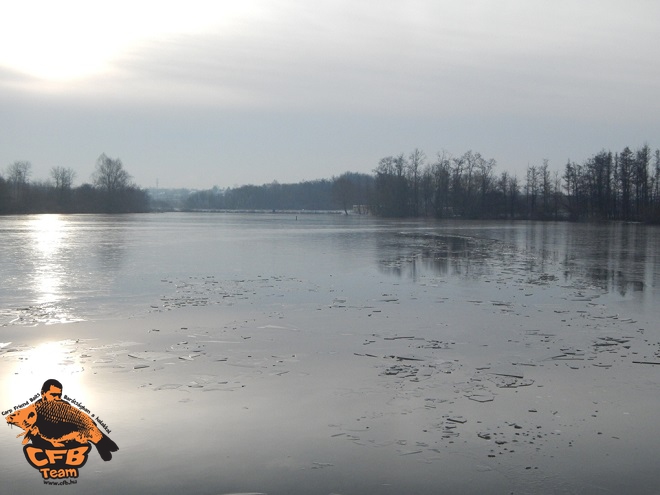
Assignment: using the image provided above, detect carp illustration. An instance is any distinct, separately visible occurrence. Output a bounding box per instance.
[6,400,119,461]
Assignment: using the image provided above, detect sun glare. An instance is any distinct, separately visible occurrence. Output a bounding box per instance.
[1,4,122,81]
[23,215,83,324]
[32,214,65,258]
[3,341,84,406]
[30,215,66,306]
[0,1,266,83]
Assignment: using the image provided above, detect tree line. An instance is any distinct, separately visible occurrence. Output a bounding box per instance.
[4,144,659,222]
[368,145,660,222]
[0,154,149,214]
[185,144,660,223]
[184,172,373,213]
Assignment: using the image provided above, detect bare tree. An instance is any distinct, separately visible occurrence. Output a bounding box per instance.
[93,154,131,194]
[462,150,478,216]
[6,160,31,186]
[51,166,76,208]
[407,148,425,216]
[618,147,634,221]
[540,159,551,218]
[332,173,355,215]
[51,166,76,191]
[634,144,651,219]
[477,155,496,217]
[508,174,519,219]
[526,165,539,218]
[552,170,562,220]
[6,160,31,203]
[432,150,452,217]
[497,171,509,218]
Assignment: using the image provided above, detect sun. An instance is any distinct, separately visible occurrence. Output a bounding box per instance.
[0,1,266,83]
[0,2,131,81]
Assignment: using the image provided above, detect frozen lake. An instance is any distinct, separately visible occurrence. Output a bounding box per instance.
[1,213,659,494]
[1,213,657,326]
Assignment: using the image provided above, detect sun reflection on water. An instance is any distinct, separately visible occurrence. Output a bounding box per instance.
[31,215,66,303]
[3,341,85,409]
[24,215,83,324]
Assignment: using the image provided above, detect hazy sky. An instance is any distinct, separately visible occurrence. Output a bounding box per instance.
[1,1,659,189]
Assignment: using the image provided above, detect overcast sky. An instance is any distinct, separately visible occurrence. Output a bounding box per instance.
[1,0,659,189]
